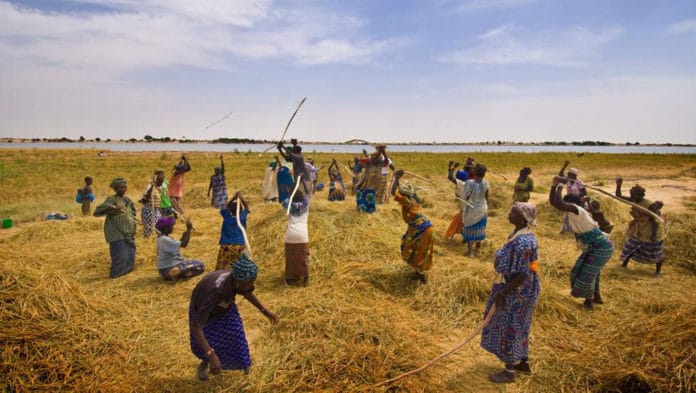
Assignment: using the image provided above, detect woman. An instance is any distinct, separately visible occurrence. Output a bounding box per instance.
[276,161,294,204]
[169,155,191,215]
[155,216,205,281]
[460,164,490,257]
[355,152,382,213]
[327,159,345,201]
[283,189,311,285]
[189,255,278,381]
[93,178,137,278]
[481,203,540,383]
[216,191,249,270]
[615,178,666,277]
[512,167,534,202]
[207,154,228,209]
[549,176,614,309]
[391,170,434,284]
[140,171,162,238]
[262,158,279,202]
[375,145,395,204]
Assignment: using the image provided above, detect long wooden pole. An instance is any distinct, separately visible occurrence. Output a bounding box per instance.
[287,174,303,216]
[586,184,664,223]
[236,197,252,255]
[259,97,307,157]
[375,304,497,387]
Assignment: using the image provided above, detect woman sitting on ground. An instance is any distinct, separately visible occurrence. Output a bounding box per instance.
[155,216,205,281]
[549,176,614,310]
[481,202,540,384]
[189,255,278,381]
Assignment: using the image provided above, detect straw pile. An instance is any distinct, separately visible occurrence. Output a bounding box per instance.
[1,149,695,392]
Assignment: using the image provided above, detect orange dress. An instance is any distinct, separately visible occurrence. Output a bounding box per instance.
[394,191,434,273]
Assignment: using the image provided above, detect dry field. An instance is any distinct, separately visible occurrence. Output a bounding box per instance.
[1,149,695,393]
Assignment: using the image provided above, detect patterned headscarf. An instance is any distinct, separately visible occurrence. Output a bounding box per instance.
[513,202,537,226]
[399,181,422,204]
[155,216,176,231]
[232,253,259,282]
[110,178,127,190]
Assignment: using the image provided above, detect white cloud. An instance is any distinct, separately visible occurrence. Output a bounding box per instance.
[437,25,622,67]
[665,18,696,36]
[0,0,403,77]
[455,0,540,12]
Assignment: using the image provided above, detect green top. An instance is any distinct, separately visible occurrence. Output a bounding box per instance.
[159,179,172,209]
[513,177,534,202]
[93,195,137,243]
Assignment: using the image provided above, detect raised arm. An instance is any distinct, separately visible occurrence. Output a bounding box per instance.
[276,143,291,161]
[391,169,404,196]
[181,155,191,172]
[549,176,579,214]
[220,154,225,174]
[559,160,570,177]
[180,220,193,248]
[447,161,460,185]
[614,177,631,201]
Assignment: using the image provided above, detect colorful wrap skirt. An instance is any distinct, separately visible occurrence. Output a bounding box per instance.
[285,242,309,280]
[189,303,251,370]
[328,181,345,201]
[376,174,389,204]
[462,215,487,242]
[216,245,245,270]
[159,260,205,281]
[620,237,665,264]
[109,239,136,278]
[356,188,376,213]
[571,228,614,299]
[401,217,434,273]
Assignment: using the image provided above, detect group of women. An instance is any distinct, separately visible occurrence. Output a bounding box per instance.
[92,148,666,386]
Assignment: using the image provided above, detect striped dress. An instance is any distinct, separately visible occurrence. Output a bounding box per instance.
[567,207,614,299]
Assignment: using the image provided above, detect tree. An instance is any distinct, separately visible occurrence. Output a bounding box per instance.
[144,135,153,142]
[79,136,85,142]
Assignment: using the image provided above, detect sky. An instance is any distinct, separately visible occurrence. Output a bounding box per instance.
[1,0,695,144]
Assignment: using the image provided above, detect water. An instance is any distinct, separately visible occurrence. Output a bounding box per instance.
[1,141,694,154]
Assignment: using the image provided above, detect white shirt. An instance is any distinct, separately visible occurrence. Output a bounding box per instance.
[567,206,598,234]
[285,210,309,244]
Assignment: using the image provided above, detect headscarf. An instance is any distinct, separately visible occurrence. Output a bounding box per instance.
[513,202,537,226]
[399,181,422,203]
[110,178,127,190]
[155,216,176,231]
[568,168,578,176]
[232,253,259,282]
[269,161,277,168]
[521,167,532,175]
[154,168,164,175]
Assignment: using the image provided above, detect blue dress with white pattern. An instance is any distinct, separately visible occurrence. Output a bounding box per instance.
[481,231,540,364]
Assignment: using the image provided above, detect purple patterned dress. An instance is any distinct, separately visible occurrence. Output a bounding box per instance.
[481,230,540,364]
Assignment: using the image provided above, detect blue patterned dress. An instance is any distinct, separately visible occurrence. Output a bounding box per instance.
[481,230,540,364]
[210,174,228,209]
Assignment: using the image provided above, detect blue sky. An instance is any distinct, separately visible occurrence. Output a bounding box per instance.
[1,0,695,144]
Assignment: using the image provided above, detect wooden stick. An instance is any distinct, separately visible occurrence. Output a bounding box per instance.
[236,197,252,255]
[453,195,474,208]
[402,170,436,185]
[486,169,508,181]
[134,217,161,236]
[375,304,497,387]
[259,97,308,157]
[287,174,303,216]
[585,185,664,223]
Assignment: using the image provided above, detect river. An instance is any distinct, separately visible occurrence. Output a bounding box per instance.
[1,142,694,154]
